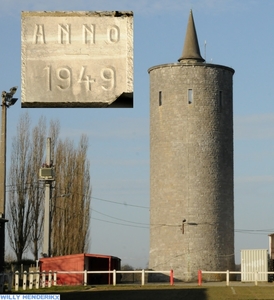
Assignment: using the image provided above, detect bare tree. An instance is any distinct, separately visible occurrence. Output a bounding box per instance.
[28,117,46,260]
[51,135,91,256]
[74,135,91,252]
[7,113,91,260]
[7,113,33,261]
[48,119,60,165]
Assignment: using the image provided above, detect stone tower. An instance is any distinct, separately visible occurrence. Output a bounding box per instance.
[149,10,235,281]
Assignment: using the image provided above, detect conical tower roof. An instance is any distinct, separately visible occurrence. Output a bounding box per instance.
[178,10,205,63]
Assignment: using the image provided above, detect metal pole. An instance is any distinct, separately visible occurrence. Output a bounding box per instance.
[226,270,230,286]
[170,269,174,285]
[0,102,7,272]
[0,87,17,272]
[141,269,145,286]
[43,138,52,257]
[198,269,202,286]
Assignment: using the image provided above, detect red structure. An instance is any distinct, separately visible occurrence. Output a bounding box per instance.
[198,270,202,286]
[40,253,121,285]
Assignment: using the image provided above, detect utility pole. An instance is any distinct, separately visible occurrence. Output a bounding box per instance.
[0,87,18,273]
[0,92,7,273]
[39,137,54,257]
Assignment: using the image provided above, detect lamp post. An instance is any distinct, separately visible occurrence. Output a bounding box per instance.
[0,86,18,273]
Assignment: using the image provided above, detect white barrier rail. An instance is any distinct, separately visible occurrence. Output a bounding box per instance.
[199,270,274,286]
[1,269,173,291]
[3,269,274,292]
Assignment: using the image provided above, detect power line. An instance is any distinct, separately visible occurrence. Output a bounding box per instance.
[235,228,274,235]
[91,216,149,229]
[5,182,274,234]
[6,184,148,210]
[92,196,149,209]
[91,212,274,235]
[91,208,149,226]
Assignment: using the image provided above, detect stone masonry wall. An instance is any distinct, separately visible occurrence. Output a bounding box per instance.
[149,63,235,281]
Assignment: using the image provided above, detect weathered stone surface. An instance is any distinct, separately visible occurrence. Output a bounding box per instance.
[21,11,133,108]
[149,62,235,281]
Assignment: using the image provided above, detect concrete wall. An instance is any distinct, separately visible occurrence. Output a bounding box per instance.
[149,62,235,281]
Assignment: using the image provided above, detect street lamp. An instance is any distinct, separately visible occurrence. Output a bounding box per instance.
[0,86,18,273]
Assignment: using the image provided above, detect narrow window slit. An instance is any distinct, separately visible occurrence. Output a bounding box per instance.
[188,89,193,104]
[159,91,162,106]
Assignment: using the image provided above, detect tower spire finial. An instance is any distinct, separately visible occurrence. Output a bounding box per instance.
[178,10,205,63]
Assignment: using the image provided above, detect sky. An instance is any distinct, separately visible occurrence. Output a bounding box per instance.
[1,0,274,269]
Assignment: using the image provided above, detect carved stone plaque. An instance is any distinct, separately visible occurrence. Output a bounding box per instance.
[21,11,133,108]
